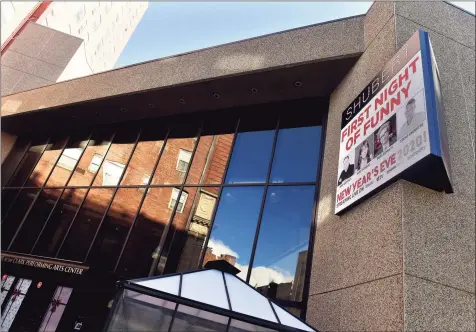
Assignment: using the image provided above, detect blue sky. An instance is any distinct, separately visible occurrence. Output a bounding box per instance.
[116,2,475,69]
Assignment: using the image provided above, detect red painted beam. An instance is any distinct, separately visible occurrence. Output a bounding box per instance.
[1,1,52,54]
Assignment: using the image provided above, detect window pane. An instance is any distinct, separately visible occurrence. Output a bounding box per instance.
[176,188,218,272]
[33,188,88,257]
[38,286,73,332]
[1,137,30,187]
[225,130,274,184]
[186,133,234,185]
[151,134,197,185]
[250,186,314,302]
[1,188,39,250]
[67,130,113,186]
[170,305,229,332]
[46,136,90,187]
[9,188,62,254]
[116,187,175,278]
[119,128,166,185]
[92,131,138,186]
[87,188,144,271]
[203,186,265,281]
[7,138,48,187]
[25,137,69,188]
[0,278,32,331]
[1,189,19,219]
[1,275,16,307]
[270,126,322,183]
[157,187,219,275]
[228,319,277,332]
[57,188,115,261]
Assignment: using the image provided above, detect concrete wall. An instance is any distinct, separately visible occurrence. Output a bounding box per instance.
[0,22,82,96]
[307,2,475,331]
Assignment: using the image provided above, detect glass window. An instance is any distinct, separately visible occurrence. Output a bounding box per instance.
[168,188,188,213]
[92,131,138,186]
[67,130,113,187]
[57,188,115,262]
[116,187,176,278]
[175,189,219,272]
[203,187,265,281]
[9,188,62,254]
[88,154,103,174]
[7,138,49,187]
[225,130,274,184]
[25,137,69,188]
[87,188,144,271]
[176,149,192,173]
[46,136,90,187]
[119,128,166,186]
[0,278,32,331]
[1,275,16,307]
[250,186,314,302]
[1,137,30,187]
[157,187,211,275]
[270,126,322,183]
[186,133,234,185]
[1,188,39,250]
[228,319,276,332]
[38,286,73,332]
[170,305,229,332]
[151,129,198,185]
[33,188,88,257]
[1,189,19,220]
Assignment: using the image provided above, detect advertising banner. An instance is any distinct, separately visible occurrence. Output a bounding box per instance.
[335,30,452,214]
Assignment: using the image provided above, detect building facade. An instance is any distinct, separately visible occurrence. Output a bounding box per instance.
[0,2,474,331]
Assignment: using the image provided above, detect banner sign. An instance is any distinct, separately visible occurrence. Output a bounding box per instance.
[335,30,452,214]
[2,253,88,275]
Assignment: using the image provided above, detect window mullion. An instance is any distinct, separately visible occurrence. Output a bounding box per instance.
[245,119,280,283]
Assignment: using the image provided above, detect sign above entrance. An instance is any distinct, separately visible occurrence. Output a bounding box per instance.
[335,30,453,214]
[1,253,89,275]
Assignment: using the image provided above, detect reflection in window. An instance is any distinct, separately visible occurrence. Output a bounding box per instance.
[169,188,188,213]
[270,126,322,183]
[151,133,197,185]
[1,189,39,250]
[1,275,15,307]
[33,189,88,257]
[1,189,19,220]
[58,188,115,262]
[25,137,68,188]
[10,188,62,254]
[67,130,113,186]
[176,149,192,173]
[7,138,48,187]
[88,153,103,174]
[1,137,30,186]
[46,136,90,187]
[204,187,265,281]
[87,188,144,271]
[116,187,176,278]
[119,128,165,186]
[92,131,137,186]
[225,130,274,184]
[38,286,73,332]
[250,186,314,302]
[0,278,32,331]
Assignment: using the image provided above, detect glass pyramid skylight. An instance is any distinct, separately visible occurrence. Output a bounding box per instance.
[104,262,317,332]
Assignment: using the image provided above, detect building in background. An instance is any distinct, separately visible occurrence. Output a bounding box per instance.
[1,1,148,95]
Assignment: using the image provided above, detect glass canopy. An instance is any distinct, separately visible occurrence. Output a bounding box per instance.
[104,262,317,332]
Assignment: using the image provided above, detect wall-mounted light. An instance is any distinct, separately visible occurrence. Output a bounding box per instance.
[179,98,186,104]
[251,88,258,94]
[120,108,127,113]
[95,112,101,116]
[148,103,155,108]
[213,93,220,99]
[294,81,302,87]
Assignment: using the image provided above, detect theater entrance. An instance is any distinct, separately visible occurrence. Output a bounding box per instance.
[1,253,89,332]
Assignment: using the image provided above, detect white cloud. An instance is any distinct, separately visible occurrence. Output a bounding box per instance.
[235,263,294,288]
[207,238,239,259]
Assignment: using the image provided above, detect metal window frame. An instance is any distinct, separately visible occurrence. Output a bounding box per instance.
[2,103,327,319]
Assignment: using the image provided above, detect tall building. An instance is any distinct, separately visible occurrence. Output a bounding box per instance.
[0,2,474,332]
[1,1,148,95]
